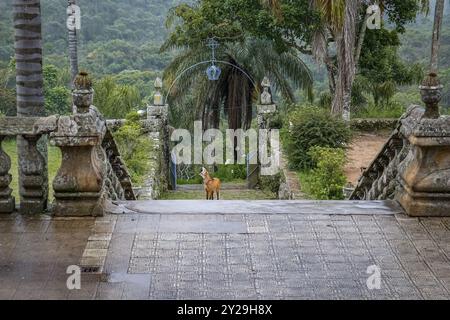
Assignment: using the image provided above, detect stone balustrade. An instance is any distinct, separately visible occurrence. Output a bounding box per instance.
[0,116,57,214]
[351,73,450,217]
[0,72,135,216]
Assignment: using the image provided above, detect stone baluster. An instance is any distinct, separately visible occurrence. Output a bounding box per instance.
[18,134,48,214]
[396,74,450,216]
[50,72,107,216]
[0,136,15,213]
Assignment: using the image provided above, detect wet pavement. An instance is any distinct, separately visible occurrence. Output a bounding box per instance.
[1,200,450,300]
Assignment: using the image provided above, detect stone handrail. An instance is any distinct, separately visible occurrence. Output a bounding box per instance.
[350,105,450,216]
[102,128,136,201]
[0,116,57,214]
[349,112,411,201]
[0,106,136,215]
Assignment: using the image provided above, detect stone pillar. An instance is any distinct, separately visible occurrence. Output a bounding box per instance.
[0,136,15,213]
[396,73,450,217]
[50,72,106,216]
[19,134,48,214]
[139,78,170,199]
[256,77,277,130]
[251,77,278,189]
[138,77,171,199]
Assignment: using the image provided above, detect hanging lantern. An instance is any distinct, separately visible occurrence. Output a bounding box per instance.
[206,64,221,81]
[205,38,221,81]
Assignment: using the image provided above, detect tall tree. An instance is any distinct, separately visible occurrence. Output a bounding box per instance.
[311,0,430,119]
[163,39,313,130]
[331,0,358,120]
[430,0,445,73]
[67,0,79,85]
[14,0,45,118]
[13,0,48,211]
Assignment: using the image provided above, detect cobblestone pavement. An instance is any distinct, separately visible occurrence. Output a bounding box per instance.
[1,206,450,300]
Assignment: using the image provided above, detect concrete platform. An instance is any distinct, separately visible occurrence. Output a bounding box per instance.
[111,200,404,216]
[1,200,450,300]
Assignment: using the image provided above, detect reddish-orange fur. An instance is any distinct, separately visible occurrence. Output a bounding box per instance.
[200,167,221,200]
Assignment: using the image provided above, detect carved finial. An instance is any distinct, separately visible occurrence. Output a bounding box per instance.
[420,73,443,119]
[72,71,94,113]
[154,77,163,106]
[73,71,93,91]
[260,76,272,105]
[261,76,270,88]
[154,77,163,90]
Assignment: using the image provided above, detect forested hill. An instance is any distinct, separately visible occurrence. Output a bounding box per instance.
[0,0,183,74]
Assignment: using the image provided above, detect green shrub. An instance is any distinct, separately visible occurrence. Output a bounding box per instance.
[282,106,352,170]
[114,112,153,185]
[259,173,282,194]
[94,77,142,119]
[214,164,247,182]
[307,147,347,200]
[354,101,406,119]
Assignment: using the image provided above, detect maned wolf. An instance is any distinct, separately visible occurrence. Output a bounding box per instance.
[200,167,221,200]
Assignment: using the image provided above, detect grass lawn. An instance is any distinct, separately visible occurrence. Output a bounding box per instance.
[3,138,61,201]
[160,189,277,200]
[297,171,313,200]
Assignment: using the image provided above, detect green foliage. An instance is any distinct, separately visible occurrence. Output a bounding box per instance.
[0,0,182,75]
[214,164,247,182]
[439,67,450,111]
[306,146,346,200]
[356,28,424,109]
[3,139,61,201]
[45,86,71,115]
[114,112,153,185]
[112,70,158,101]
[0,87,15,116]
[282,106,352,170]
[399,13,450,70]
[43,65,71,115]
[259,173,282,194]
[93,77,142,119]
[177,164,247,184]
[0,58,16,116]
[164,0,321,53]
[353,101,406,119]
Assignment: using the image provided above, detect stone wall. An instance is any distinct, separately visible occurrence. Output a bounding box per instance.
[107,104,170,200]
[350,112,411,201]
[350,118,398,132]
[0,72,136,216]
[350,104,450,217]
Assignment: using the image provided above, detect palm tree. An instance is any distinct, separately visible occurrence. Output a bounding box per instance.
[260,0,283,19]
[67,0,79,85]
[330,0,358,120]
[310,0,430,120]
[430,0,445,73]
[14,0,45,117]
[162,38,313,131]
[13,0,48,211]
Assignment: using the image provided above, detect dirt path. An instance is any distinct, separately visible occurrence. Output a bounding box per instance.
[344,131,391,186]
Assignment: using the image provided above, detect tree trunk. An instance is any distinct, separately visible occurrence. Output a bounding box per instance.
[68,0,79,85]
[355,10,370,71]
[331,0,359,121]
[430,0,445,73]
[13,0,48,212]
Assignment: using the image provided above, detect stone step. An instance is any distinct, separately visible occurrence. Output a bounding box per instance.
[109,200,404,216]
